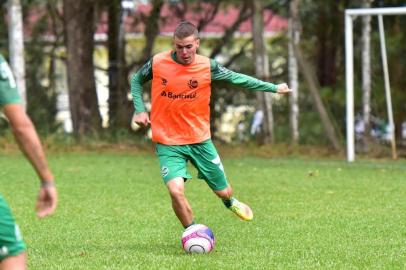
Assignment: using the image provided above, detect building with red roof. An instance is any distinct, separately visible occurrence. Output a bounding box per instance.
[95,2,288,40]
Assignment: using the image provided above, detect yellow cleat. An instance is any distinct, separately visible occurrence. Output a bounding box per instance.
[229,199,253,221]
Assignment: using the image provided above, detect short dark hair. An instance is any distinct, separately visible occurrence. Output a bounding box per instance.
[174,21,198,39]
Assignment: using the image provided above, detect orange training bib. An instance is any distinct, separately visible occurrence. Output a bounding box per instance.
[151,51,212,145]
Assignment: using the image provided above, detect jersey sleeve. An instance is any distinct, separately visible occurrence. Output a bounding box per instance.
[210,59,278,93]
[130,59,153,113]
[0,56,22,106]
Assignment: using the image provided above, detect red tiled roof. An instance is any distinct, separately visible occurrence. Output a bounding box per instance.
[96,3,288,36]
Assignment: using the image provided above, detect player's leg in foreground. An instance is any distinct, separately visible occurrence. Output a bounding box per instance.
[0,253,26,270]
[157,144,196,228]
[166,177,195,228]
[0,196,27,270]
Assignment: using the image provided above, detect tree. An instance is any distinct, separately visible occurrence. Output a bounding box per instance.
[7,0,26,108]
[361,0,373,151]
[106,0,133,130]
[314,1,342,87]
[63,0,102,140]
[291,0,341,151]
[24,1,61,134]
[206,0,253,136]
[252,0,274,144]
[293,44,341,151]
[288,0,301,145]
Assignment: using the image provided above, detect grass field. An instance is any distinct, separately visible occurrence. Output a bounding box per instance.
[1,151,406,269]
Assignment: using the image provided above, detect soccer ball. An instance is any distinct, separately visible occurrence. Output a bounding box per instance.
[181,224,215,254]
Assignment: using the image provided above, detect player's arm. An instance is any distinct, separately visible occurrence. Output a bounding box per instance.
[130,59,153,127]
[210,59,291,94]
[3,104,57,218]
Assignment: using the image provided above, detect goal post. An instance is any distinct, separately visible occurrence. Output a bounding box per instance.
[345,7,406,162]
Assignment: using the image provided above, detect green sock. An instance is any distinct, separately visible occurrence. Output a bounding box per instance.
[222,197,235,208]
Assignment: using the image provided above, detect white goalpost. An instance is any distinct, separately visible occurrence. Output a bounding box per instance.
[345,7,406,162]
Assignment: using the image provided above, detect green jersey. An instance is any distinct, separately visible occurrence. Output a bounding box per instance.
[130,52,278,113]
[0,55,26,259]
[0,54,21,107]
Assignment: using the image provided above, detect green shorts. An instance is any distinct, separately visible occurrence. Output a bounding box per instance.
[0,195,26,261]
[155,139,228,191]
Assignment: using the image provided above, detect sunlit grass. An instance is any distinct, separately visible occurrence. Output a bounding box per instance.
[1,152,405,269]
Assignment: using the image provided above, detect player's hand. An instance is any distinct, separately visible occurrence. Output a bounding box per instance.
[276,83,292,94]
[132,112,151,127]
[36,183,57,218]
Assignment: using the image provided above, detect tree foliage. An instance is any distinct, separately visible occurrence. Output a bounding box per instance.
[1,0,405,147]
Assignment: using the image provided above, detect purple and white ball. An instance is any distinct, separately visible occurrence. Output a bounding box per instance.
[181,224,215,254]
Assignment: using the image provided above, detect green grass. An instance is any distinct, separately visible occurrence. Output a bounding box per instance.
[1,152,406,269]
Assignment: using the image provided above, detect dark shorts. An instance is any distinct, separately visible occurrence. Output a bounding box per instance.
[155,139,228,190]
[0,195,26,261]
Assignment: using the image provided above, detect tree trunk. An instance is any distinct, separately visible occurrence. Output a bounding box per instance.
[391,17,406,142]
[252,0,274,144]
[140,0,164,63]
[315,2,339,87]
[361,0,373,151]
[208,0,252,137]
[293,44,342,151]
[63,0,102,140]
[107,0,132,130]
[7,0,26,109]
[288,0,301,145]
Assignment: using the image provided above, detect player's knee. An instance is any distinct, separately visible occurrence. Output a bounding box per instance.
[166,178,185,196]
[167,184,185,200]
[169,187,184,198]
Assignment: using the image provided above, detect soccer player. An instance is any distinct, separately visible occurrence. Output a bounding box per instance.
[131,21,291,229]
[0,53,57,270]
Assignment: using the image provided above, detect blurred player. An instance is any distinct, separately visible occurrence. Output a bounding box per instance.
[0,53,57,270]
